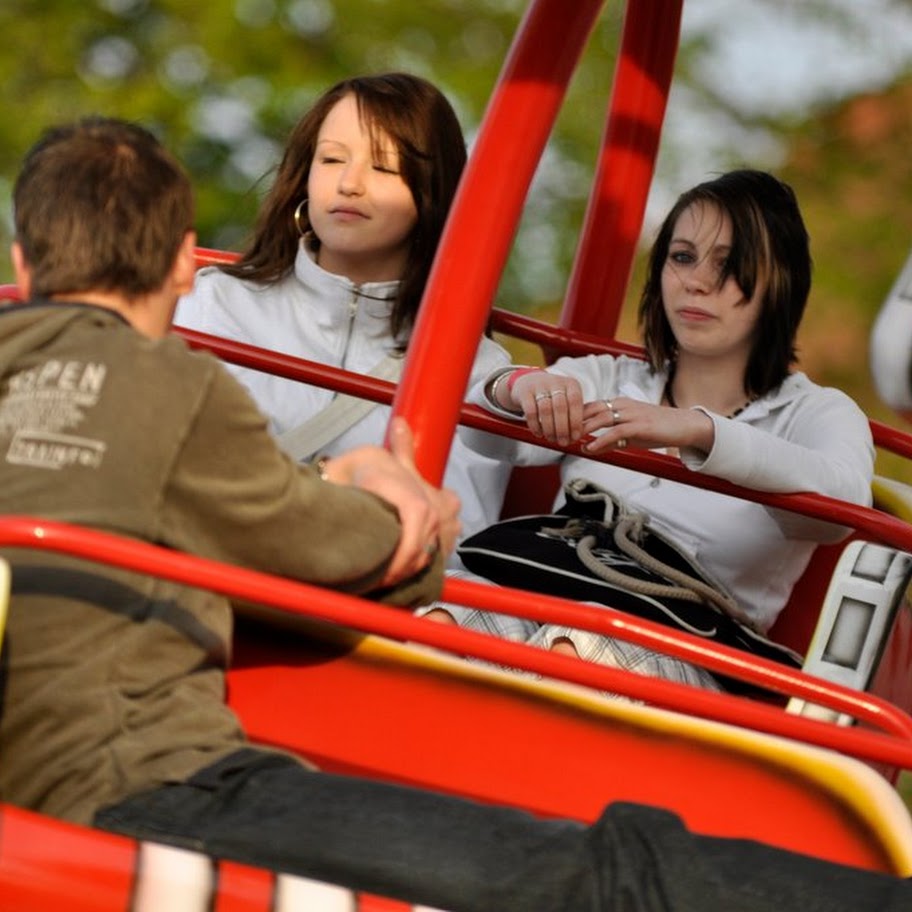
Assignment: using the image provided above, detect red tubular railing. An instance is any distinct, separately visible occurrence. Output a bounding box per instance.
[2,515,912,770]
[193,246,240,267]
[174,327,912,554]
[0,288,899,466]
[491,312,912,460]
[6,280,907,504]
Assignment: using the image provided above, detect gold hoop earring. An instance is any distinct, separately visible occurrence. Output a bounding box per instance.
[293,198,309,237]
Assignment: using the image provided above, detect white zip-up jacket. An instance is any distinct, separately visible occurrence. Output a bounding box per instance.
[175,245,513,548]
[464,354,875,632]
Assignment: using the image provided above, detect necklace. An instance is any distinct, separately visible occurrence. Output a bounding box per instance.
[663,380,752,419]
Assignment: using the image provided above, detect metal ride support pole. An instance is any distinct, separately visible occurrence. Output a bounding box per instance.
[387,0,605,484]
[560,0,682,339]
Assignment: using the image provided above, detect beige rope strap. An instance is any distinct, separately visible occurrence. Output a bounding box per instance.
[614,514,747,619]
[542,515,753,628]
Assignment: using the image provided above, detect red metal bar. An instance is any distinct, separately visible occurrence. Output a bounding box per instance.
[2,515,912,770]
[0,802,404,911]
[560,0,683,338]
[459,404,912,552]
[389,0,605,483]
[175,327,398,403]
[195,246,240,267]
[0,807,137,911]
[173,326,912,548]
[10,286,912,468]
[490,309,645,358]
[442,574,912,741]
[872,420,912,462]
[175,295,912,466]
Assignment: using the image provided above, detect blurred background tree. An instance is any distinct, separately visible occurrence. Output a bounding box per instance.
[0,0,623,303]
[1,0,911,456]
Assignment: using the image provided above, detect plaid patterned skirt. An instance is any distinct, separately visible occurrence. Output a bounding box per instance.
[420,571,722,694]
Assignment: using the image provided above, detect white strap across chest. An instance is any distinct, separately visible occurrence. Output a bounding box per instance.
[276,354,403,462]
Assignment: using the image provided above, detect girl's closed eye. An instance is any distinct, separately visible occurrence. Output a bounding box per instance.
[372,149,401,175]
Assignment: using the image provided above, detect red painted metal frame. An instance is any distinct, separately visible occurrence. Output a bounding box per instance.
[174,327,912,553]
[390,0,606,483]
[387,0,680,475]
[0,803,411,911]
[4,290,911,465]
[0,514,911,768]
[560,0,682,338]
[0,807,137,911]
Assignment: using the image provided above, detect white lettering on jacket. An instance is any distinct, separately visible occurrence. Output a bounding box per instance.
[1,360,108,470]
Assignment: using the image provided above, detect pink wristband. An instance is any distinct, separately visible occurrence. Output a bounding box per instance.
[506,367,543,391]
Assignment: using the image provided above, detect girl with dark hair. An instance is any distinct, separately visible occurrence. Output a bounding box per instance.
[425,169,874,690]
[176,72,511,548]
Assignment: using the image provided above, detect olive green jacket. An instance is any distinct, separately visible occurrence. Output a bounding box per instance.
[0,301,441,824]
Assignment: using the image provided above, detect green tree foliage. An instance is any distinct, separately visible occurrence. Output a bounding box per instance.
[0,0,625,306]
[2,0,912,445]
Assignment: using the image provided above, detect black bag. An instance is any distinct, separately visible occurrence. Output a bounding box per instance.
[457,478,802,671]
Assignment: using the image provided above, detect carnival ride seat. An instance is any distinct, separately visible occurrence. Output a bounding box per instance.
[229,613,912,878]
[0,515,911,887]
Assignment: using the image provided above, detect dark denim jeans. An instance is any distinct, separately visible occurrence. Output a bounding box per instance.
[94,748,910,912]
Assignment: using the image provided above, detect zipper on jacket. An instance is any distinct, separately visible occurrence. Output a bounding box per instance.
[331,285,361,400]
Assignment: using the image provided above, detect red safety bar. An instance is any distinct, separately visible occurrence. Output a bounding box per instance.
[0,802,419,911]
[0,515,911,769]
[172,327,912,552]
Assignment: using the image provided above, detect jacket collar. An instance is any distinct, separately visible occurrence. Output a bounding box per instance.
[293,243,400,310]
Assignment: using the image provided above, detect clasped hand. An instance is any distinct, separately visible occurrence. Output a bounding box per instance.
[319,417,461,586]
[509,373,714,455]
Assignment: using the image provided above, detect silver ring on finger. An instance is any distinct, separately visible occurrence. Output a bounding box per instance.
[550,388,566,398]
[534,392,552,402]
[611,409,622,425]
[616,437,628,450]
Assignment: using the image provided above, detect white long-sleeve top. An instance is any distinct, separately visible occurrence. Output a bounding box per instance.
[175,245,513,548]
[463,354,875,632]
